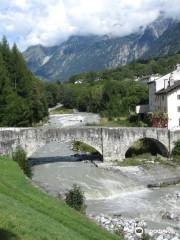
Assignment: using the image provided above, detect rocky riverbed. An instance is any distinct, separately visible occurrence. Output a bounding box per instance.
[90,213,180,240]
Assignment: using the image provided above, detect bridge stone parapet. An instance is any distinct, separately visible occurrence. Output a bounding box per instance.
[0,127,179,162]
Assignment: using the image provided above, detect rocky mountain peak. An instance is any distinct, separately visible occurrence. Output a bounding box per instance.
[23,17,180,82]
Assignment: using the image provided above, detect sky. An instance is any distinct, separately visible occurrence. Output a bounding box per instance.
[0,0,179,50]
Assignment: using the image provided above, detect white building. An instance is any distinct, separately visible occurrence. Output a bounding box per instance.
[154,78,180,130]
[74,79,83,84]
[137,64,180,130]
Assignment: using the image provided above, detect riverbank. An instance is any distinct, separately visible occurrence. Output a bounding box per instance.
[0,156,119,240]
[30,112,180,239]
[89,163,180,239]
[90,213,180,240]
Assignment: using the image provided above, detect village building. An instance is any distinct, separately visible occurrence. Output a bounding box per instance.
[136,64,180,130]
[74,79,83,84]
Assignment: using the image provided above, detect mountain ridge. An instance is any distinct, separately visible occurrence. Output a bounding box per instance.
[23,17,179,81]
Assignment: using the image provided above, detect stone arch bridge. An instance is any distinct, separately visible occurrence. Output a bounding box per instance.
[0,127,180,162]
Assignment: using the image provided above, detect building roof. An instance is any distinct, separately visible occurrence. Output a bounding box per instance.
[156,80,180,95]
[148,66,180,84]
[148,75,161,84]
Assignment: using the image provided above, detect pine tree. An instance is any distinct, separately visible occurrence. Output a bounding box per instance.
[0,37,49,126]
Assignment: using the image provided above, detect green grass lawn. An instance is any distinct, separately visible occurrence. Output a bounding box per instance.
[86,117,137,127]
[0,156,120,240]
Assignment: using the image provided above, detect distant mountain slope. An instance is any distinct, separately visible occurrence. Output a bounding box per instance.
[144,21,180,58]
[23,45,58,73]
[23,17,177,81]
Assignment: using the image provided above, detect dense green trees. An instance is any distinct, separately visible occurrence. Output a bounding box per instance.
[69,53,180,84]
[0,37,48,126]
[2,36,180,126]
[64,53,180,117]
[45,82,63,107]
[59,80,148,117]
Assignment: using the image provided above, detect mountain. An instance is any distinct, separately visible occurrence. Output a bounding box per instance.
[23,45,58,74]
[144,20,180,58]
[23,17,178,81]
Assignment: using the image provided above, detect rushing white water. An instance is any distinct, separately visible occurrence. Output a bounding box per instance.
[32,159,180,230]
[31,112,180,231]
[32,161,146,200]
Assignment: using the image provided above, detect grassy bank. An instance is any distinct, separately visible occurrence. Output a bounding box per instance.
[0,156,119,240]
[99,117,133,127]
[86,117,147,127]
[86,117,133,127]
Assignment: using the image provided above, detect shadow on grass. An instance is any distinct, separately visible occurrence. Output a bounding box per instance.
[0,229,21,240]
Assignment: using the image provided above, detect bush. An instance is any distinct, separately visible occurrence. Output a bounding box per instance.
[172,140,180,156]
[72,141,97,154]
[12,147,31,177]
[114,226,124,238]
[0,229,21,240]
[65,184,86,213]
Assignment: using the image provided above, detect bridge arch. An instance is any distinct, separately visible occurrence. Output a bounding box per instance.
[71,140,102,155]
[44,138,103,156]
[124,137,169,159]
[26,127,103,158]
[29,139,103,165]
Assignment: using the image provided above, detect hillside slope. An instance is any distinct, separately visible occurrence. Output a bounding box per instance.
[0,156,119,240]
[23,17,175,81]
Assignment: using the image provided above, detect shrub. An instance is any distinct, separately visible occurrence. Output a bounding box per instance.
[114,226,124,238]
[0,229,21,240]
[72,141,97,154]
[12,147,31,177]
[65,184,86,213]
[172,140,180,156]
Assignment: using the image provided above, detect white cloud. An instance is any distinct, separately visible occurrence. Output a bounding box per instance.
[0,0,179,50]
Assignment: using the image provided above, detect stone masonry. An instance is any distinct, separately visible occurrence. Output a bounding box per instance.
[0,127,180,162]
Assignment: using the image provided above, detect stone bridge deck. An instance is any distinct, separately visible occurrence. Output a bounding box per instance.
[0,127,180,162]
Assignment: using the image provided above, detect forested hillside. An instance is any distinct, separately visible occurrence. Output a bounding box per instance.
[69,53,180,83]
[58,53,180,118]
[0,37,48,127]
[2,35,180,126]
[59,80,148,118]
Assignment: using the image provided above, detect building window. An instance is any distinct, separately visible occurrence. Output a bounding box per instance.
[177,95,180,100]
[178,106,180,112]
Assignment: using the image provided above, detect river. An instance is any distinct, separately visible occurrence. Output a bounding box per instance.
[31,112,180,237]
